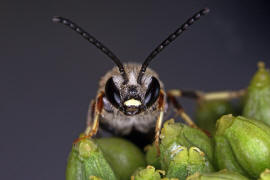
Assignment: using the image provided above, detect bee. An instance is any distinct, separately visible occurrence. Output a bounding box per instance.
[53,8,245,150]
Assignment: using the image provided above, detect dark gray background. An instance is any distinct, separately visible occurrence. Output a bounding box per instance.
[1,0,270,179]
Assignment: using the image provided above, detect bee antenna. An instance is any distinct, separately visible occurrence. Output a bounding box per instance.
[52,16,128,84]
[137,8,210,84]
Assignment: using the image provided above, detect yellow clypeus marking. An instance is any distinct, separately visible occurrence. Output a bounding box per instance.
[124,99,141,106]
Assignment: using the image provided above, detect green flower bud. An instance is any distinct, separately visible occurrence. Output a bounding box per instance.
[214,135,246,175]
[66,138,117,180]
[195,100,235,134]
[243,62,270,126]
[186,169,249,180]
[159,120,214,179]
[95,137,146,180]
[131,166,162,180]
[164,145,214,179]
[215,114,270,178]
[160,119,214,164]
[145,144,161,169]
[259,169,270,180]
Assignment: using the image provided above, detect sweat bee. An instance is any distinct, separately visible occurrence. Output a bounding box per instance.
[52,8,245,149]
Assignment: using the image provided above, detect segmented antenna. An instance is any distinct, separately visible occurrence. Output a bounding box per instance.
[52,16,128,84]
[137,8,210,84]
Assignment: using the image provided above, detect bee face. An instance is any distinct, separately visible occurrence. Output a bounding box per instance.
[104,65,161,116]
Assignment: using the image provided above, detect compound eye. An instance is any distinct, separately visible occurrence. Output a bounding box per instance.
[144,77,160,108]
[105,77,121,108]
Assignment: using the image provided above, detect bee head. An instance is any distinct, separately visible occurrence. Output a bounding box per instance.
[53,8,210,116]
[104,65,161,115]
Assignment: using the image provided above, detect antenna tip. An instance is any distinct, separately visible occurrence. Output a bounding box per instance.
[52,16,61,23]
[202,8,210,15]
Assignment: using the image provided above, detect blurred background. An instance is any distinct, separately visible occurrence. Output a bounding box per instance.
[1,0,270,179]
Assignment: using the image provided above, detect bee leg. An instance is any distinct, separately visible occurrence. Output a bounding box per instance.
[198,89,246,101]
[167,89,246,130]
[154,90,165,155]
[167,92,199,129]
[84,99,96,135]
[73,92,104,144]
[168,89,246,101]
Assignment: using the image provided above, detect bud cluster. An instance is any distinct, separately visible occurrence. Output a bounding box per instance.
[65,62,270,180]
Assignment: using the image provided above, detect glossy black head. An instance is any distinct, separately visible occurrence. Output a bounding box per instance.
[105,74,160,116]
